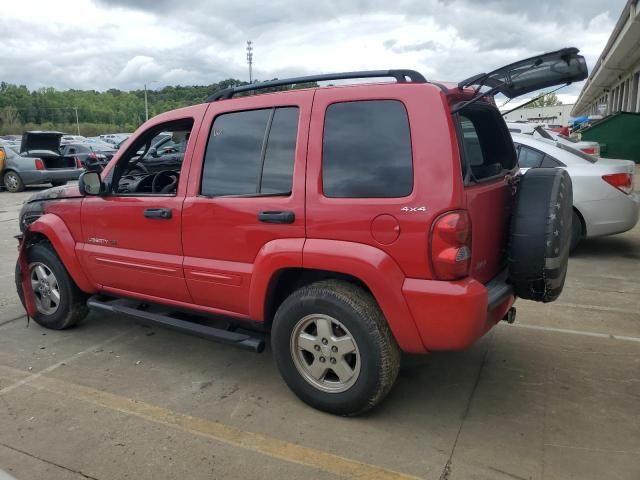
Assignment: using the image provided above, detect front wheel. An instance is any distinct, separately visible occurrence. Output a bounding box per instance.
[15,243,88,329]
[271,280,400,416]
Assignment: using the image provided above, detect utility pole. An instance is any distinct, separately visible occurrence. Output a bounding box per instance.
[144,84,149,122]
[246,41,253,83]
[74,107,80,135]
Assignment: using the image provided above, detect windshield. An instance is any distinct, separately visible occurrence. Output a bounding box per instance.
[556,142,597,163]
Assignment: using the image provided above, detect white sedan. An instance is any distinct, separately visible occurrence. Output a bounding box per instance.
[511,133,639,250]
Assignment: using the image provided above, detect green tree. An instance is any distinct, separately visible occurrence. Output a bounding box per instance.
[524,92,563,108]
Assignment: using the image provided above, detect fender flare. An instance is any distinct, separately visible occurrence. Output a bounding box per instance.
[248,238,305,321]
[26,214,96,293]
[303,239,425,353]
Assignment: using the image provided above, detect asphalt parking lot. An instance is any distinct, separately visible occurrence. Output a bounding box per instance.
[0,181,638,480]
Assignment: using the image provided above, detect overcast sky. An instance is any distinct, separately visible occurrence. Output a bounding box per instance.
[0,0,627,104]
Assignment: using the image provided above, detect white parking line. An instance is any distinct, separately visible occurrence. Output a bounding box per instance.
[511,323,640,343]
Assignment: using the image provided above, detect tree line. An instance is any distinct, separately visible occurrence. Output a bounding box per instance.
[0,79,316,136]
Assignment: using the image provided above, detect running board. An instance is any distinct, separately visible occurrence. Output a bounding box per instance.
[87,296,265,353]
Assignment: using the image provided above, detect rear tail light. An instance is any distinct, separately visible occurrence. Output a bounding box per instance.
[602,173,633,195]
[34,158,45,170]
[430,210,471,280]
[75,156,83,168]
[581,146,600,156]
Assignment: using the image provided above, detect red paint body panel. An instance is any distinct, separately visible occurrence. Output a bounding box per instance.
[303,239,425,353]
[181,91,312,316]
[463,179,513,283]
[248,238,304,321]
[79,196,192,303]
[306,84,464,280]
[27,214,96,293]
[403,277,514,350]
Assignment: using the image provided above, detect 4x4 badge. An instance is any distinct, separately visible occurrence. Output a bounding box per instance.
[400,206,426,212]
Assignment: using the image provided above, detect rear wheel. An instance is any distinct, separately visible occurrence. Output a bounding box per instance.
[272,280,400,416]
[3,171,25,193]
[15,243,88,329]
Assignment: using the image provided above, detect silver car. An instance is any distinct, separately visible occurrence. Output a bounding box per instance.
[1,132,84,192]
[512,133,639,250]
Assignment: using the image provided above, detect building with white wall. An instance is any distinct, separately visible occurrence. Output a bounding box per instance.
[572,0,640,117]
[501,104,575,126]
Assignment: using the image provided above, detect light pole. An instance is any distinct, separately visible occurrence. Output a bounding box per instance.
[144,84,149,122]
[246,41,253,83]
[144,81,158,122]
[74,107,80,135]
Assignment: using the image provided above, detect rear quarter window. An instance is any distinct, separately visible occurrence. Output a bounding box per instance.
[322,100,413,198]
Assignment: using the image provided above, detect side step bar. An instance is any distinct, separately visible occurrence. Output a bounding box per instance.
[87,296,265,353]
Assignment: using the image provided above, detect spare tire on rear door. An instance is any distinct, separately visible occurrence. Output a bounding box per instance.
[508,168,572,303]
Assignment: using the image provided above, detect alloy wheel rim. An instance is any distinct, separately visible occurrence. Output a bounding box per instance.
[29,262,61,315]
[5,173,18,190]
[290,314,361,393]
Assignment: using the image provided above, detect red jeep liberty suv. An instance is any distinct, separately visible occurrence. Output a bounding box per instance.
[16,48,587,415]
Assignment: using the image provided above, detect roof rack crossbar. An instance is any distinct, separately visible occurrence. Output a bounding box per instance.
[206,69,427,102]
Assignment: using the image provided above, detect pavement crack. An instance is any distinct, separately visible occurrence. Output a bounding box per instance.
[0,441,100,479]
[0,315,25,328]
[438,332,495,480]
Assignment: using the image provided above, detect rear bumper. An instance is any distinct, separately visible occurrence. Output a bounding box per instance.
[581,192,640,237]
[19,168,83,185]
[402,271,515,351]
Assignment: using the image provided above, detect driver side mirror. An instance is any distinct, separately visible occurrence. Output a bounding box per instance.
[79,171,104,196]
[149,147,158,157]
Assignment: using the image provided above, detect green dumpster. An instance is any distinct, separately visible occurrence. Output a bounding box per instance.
[579,112,640,163]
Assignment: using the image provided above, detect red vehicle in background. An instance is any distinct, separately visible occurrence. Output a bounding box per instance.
[16,48,587,415]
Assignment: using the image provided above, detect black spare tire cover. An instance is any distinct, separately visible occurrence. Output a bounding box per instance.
[508,168,572,302]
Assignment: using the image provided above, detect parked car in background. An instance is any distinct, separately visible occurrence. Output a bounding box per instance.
[100,133,130,146]
[1,142,83,192]
[506,122,536,134]
[123,131,187,175]
[61,134,87,144]
[60,142,116,170]
[533,126,601,156]
[512,133,638,250]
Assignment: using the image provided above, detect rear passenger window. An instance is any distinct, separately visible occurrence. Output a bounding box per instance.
[457,105,516,183]
[322,100,413,198]
[517,145,545,168]
[541,155,562,168]
[201,107,299,196]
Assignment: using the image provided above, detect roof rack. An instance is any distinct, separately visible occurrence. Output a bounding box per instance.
[206,69,427,102]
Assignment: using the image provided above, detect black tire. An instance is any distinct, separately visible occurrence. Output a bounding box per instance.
[570,209,583,253]
[15,243,88,329]
[508,168,573,303]
[51,180,67,187]
[272,280,400,416]
[3,170,25,193]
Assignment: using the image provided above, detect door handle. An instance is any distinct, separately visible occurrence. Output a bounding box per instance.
[257,211,295,224]
[144,208,172,219]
